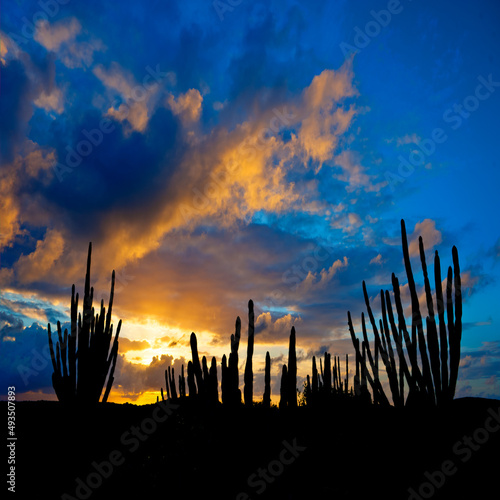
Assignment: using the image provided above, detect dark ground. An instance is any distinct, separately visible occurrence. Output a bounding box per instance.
[2,397,499,499]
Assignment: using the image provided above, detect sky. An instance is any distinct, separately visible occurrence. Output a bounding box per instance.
[0,0,499,405]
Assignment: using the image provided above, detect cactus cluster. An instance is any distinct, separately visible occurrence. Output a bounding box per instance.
[47,243,121,404]
[348,219,462,407]
[162,332,218,403]
[160,300,302,410]
[303,351,352,405]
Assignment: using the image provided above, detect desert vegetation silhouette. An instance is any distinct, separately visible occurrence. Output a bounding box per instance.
[31,219,500,500]
[47,219,462,410]
[47,243,121,404]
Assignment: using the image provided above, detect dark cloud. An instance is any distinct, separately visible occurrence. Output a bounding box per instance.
[0,59,32,161]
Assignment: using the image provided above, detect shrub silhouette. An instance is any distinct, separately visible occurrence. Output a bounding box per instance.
[47,243,121,404]
[348,219,462,406]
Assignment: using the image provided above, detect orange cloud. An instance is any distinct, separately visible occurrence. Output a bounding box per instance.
[34,18,81,52]
[167,88,203,125]
[15,229,65,284]
[0,143,56,250]
[408,219,442,257]
[119,338,152,352]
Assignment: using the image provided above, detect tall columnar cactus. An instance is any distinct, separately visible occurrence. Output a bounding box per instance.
[164,369,171,400]
[244,300,255,407]
[287,327,297,407]
[48,242,121,404]
[169,366,178,400]
[187,361,196,396]
[311,356,318,394]
[221,354,228,404]
[209,356,219,402]
[344,354,349,395]
[179,364,186,398]
[323,352,331,394]
[190,332,204,395]
[348,219,462,407]
[263,351,271,408]
[228,316,242,406]
[279,364,288,409]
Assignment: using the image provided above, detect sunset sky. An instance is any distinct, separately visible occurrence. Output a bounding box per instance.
[1,0,499,404]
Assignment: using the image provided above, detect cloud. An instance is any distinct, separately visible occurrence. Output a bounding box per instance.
[34,86,64,114]
[34,18,82,52]
[0,142,56,250]
[254,312,302,343]
[333,150,387,192]
[408,219,442,257]
[110,353,187,400]
[396,133,421,146]
[94,62,164,133]
[370,254,384,265]
[33,17,102,68]
[167,88,203,126]
[119,338,151,352]
[298,257,349,293]
[15,229,65,284]
[296,59,358,165]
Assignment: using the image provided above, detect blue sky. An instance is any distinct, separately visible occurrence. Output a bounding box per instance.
[0,0,499,403]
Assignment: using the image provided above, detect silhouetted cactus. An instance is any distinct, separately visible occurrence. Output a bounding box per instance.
[179,364,186,398]
[287,327,297,407]
[164,369,171,400]
[323,352,331,394]
[190,332,204,395]
[311,356,318,394]
[348,219,463,407]
[228,316,242,406]
[48,242,121,404]
[263,351,271,408]
[244,299,255,407]
[168,366,178,400]
[209,356,219,402]
[279,364,288,409]
[344,354,349,395]
[187,361,196,396]
[221,354,228,404]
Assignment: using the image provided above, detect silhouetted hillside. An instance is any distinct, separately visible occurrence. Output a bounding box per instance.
[4,396,499,499]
